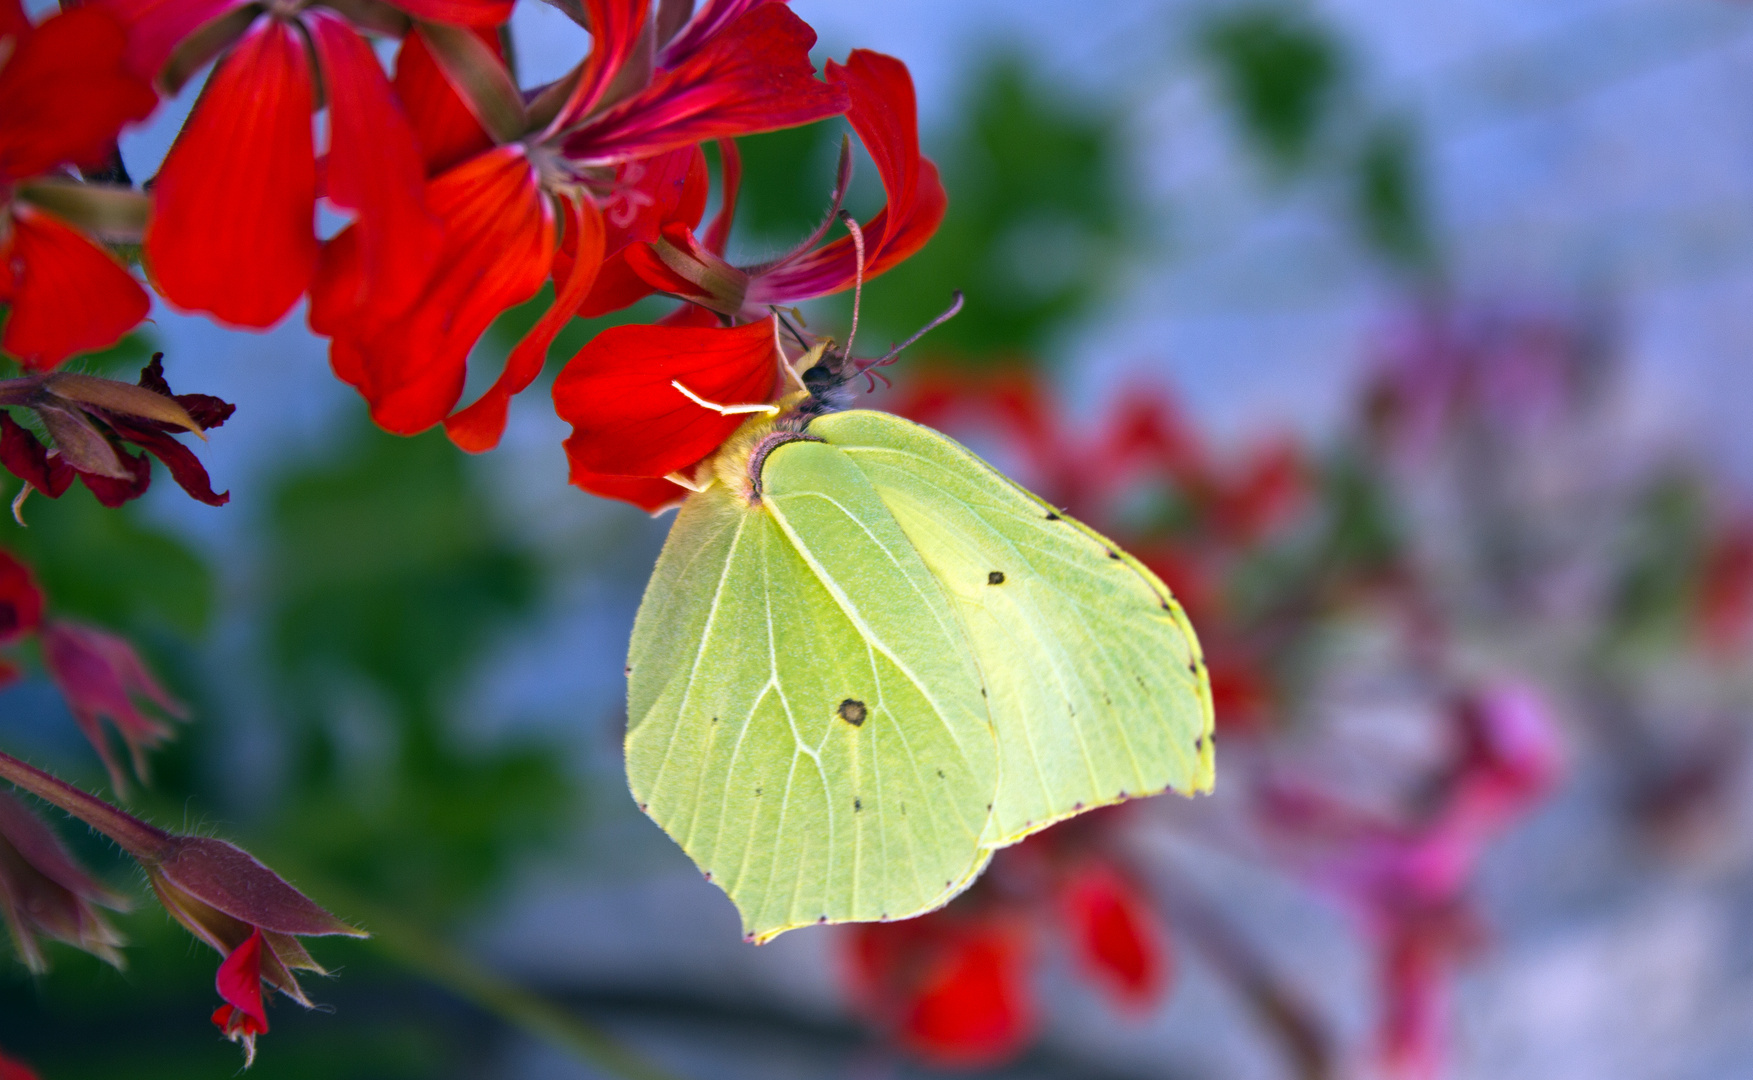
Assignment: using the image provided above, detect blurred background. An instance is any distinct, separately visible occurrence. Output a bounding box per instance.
[5,0,1753,1077]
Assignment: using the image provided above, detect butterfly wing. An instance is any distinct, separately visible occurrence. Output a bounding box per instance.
[812,409,1215,848]
[626,447,998,943]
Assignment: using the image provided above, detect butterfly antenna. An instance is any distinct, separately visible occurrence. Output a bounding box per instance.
[837,210,866,360]
[855,291,966,386]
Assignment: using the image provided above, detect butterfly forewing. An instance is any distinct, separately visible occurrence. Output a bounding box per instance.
[812,410,1216,848]
[626,455,998,943]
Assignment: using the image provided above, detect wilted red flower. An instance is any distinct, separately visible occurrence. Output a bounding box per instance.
[1060,860,1170,1011]
[111,0,441,331]
[625,49,945,320]
[0,355,235,511]
[848,913,1036,1069]
[552,316,784,509]
[314,0,848,453]
[41,621,187,793]
[0,790,128,971]
[0,0,157,370]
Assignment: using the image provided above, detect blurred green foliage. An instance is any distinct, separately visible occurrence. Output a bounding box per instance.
[263,419,572,923]
[1201,4,1346,172]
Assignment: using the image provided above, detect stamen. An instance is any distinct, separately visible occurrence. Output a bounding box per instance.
[838,210,866,360]
[671,380,780,417]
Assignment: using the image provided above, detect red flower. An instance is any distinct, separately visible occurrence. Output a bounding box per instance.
[211,927,271,1066]
[1060,861,1170,1011]
[624,49,945,320]
[120,2,439,329]
[847,914,1036,1069]
[315,0,847,452]
[0,0,156,370]
[552,317,784,507]
[41,622,187,793]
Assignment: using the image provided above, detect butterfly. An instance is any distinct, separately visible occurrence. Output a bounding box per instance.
[623,300,1214,944]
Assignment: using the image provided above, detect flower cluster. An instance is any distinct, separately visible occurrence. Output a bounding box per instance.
[1,0,947,1066]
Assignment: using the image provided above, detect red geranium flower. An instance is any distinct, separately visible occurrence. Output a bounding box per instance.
[623,49,946,321]
[108,0,442,330]
[847,913,1036,1070]
[1060,860,1170,1011]
[41,621,187,793]
[0,0,156,370]
[313,0,848,453]
[0,1046,39,1080]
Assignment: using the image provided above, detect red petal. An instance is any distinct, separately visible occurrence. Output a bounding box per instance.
[98,0,250,80]
[702,137,741,255]
[145,19,316,328]
[573,146,707,317]
[1062,862,1168,1010]
[747,51,944,304]
[105,418,229,505]
[0,413,74,497]
[2,205,150,370]
[567,467,689,513]
[657,0,769,66]
[0,550,44,645]
[385,0,510,28]
[42,620,184,789]
[560,5,848,165]
[900,925,1035,1068]
[445,196,605,452]
[0,7,157,182]
[213,927,270,1035]
[336,146,553,434]
[551,0,650,129]
[308,12,441,325]
[0,0,28,42]
[393,25,497,175]
[552,317,779,477]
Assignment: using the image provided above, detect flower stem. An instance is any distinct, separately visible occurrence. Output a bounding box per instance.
[0,749,172,860]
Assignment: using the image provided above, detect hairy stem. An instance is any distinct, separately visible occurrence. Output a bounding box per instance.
[0,749,172,860]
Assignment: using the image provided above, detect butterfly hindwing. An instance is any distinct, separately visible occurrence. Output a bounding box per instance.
[626,449,998,943]
[810,409,1216,847]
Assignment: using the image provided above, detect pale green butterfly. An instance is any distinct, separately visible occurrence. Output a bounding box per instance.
[624,313,1214,944]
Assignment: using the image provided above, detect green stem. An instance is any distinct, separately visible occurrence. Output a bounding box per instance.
[0,749,171,860]
[270,872,686,1080]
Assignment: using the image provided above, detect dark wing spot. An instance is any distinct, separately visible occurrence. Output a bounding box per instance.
[936,769,945,779]
[710,716,718,724]
[1103,693,1112,706]
[1195,735,1206,751]
[837,699,867,726]
[1107,550,1121,560]
[1073,801,1083,811]
[1160,599,1172,610]
[986,803,993,812]
[988,571,1005,585]
[1045,511,1061,521]
[637,802,648,812]
[854,797,862,811]
[703,871,713,882]
[1188,661,1199,675]
[624,665,632,676]
[1117,790,1129,799]
[817,916,828,924]
[755,787,762,796]
[980,687,988,698]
